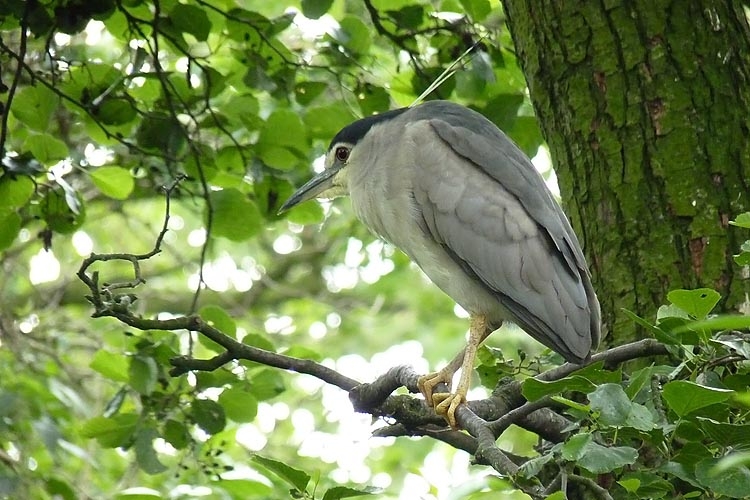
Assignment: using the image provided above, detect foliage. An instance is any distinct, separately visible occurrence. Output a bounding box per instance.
[0,1,749,499]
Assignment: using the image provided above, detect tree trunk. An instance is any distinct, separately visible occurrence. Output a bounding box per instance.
[502,0,750,347]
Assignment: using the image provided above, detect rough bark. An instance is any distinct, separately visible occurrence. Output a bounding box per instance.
[502,0,750,347]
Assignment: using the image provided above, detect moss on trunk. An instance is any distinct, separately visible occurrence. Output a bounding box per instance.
[503,0,750,347]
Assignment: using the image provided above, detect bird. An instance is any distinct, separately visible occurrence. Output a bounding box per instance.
[279,100,601,427]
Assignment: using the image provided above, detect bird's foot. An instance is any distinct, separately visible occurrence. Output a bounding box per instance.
[417,371,464,428]
[417,370,451,406]
[433,392,465,429]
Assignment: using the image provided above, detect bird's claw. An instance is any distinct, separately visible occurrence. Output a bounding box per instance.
[417,372,464,428]
[417,372,450,406]
[434,392,464,429]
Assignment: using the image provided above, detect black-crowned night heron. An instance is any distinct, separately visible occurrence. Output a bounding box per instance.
[280,100,601,427]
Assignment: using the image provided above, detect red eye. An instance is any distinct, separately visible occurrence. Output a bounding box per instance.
[335,146,350,162]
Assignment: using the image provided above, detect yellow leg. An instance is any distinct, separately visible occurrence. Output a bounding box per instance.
[417,314,492,428]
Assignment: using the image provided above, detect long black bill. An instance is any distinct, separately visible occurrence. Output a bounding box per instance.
[278,164,343,214]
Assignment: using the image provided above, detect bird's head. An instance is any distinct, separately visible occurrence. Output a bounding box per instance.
[278,107,408,213]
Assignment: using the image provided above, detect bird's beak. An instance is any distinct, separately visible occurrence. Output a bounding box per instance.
[278,164,343,214]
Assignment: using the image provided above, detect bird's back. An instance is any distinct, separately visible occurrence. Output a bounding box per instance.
[348,101,600,363]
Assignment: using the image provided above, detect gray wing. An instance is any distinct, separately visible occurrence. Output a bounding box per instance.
[407,105,600,362]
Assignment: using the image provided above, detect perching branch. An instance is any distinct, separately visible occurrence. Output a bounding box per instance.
[77,180,676,498]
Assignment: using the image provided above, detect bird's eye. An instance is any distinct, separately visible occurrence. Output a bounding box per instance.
[335,146,350,162]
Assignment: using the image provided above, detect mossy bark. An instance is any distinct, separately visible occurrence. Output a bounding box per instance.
[503,0,750,347]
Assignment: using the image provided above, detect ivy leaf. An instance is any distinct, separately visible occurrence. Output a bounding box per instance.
[662,381,733,417]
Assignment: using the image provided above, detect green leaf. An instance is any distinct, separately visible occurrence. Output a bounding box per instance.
[247,369,285,400]
[129,355,158,395]
[621,471,677,497]
[322,486,379,500]
[45,477,76,500]
[460,0,491,21]
[258,108,308,154]
[39,189,85,234]
[190,398,226,435]
[662,380,733,417]
[90,167,135,200]
[218,387,258,423]
[667,288,721,319]
[0,175,35,213]
[242,333,276,352]
[560,432,592,461]
[517,453,553,479]
[90,350,129,383]
[304,103,358,140]
[522,375,596,401]
[621,308,678,345]
[97,98,137,125]
[114,491,161,500]
[671,314,750,335]
[284,198,325,225]
[587,382,656,431]
[218,479,273,498]
[301,0,334,19]
[588,383,633,427]
[259,145,300,170]
[576,442,639,474]
[252,455,311,493]
[170,4,211,41]
[80,413,138,447]
[697,417,750,447]
[617,478,640,493]
[199,305,237,337]
[162,419,191,450]
[695,458,750,498]
[134,427,167,475]
[337,16,371,54]
[544,493,565,500]
[25,134,68,164]
[295,81,328,105]
[208,188,263,241]
[0,212,21,251]
[11,85,58,131]
[729,212,750,228]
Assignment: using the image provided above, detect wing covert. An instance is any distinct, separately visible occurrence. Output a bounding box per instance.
[405,113,599,361]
